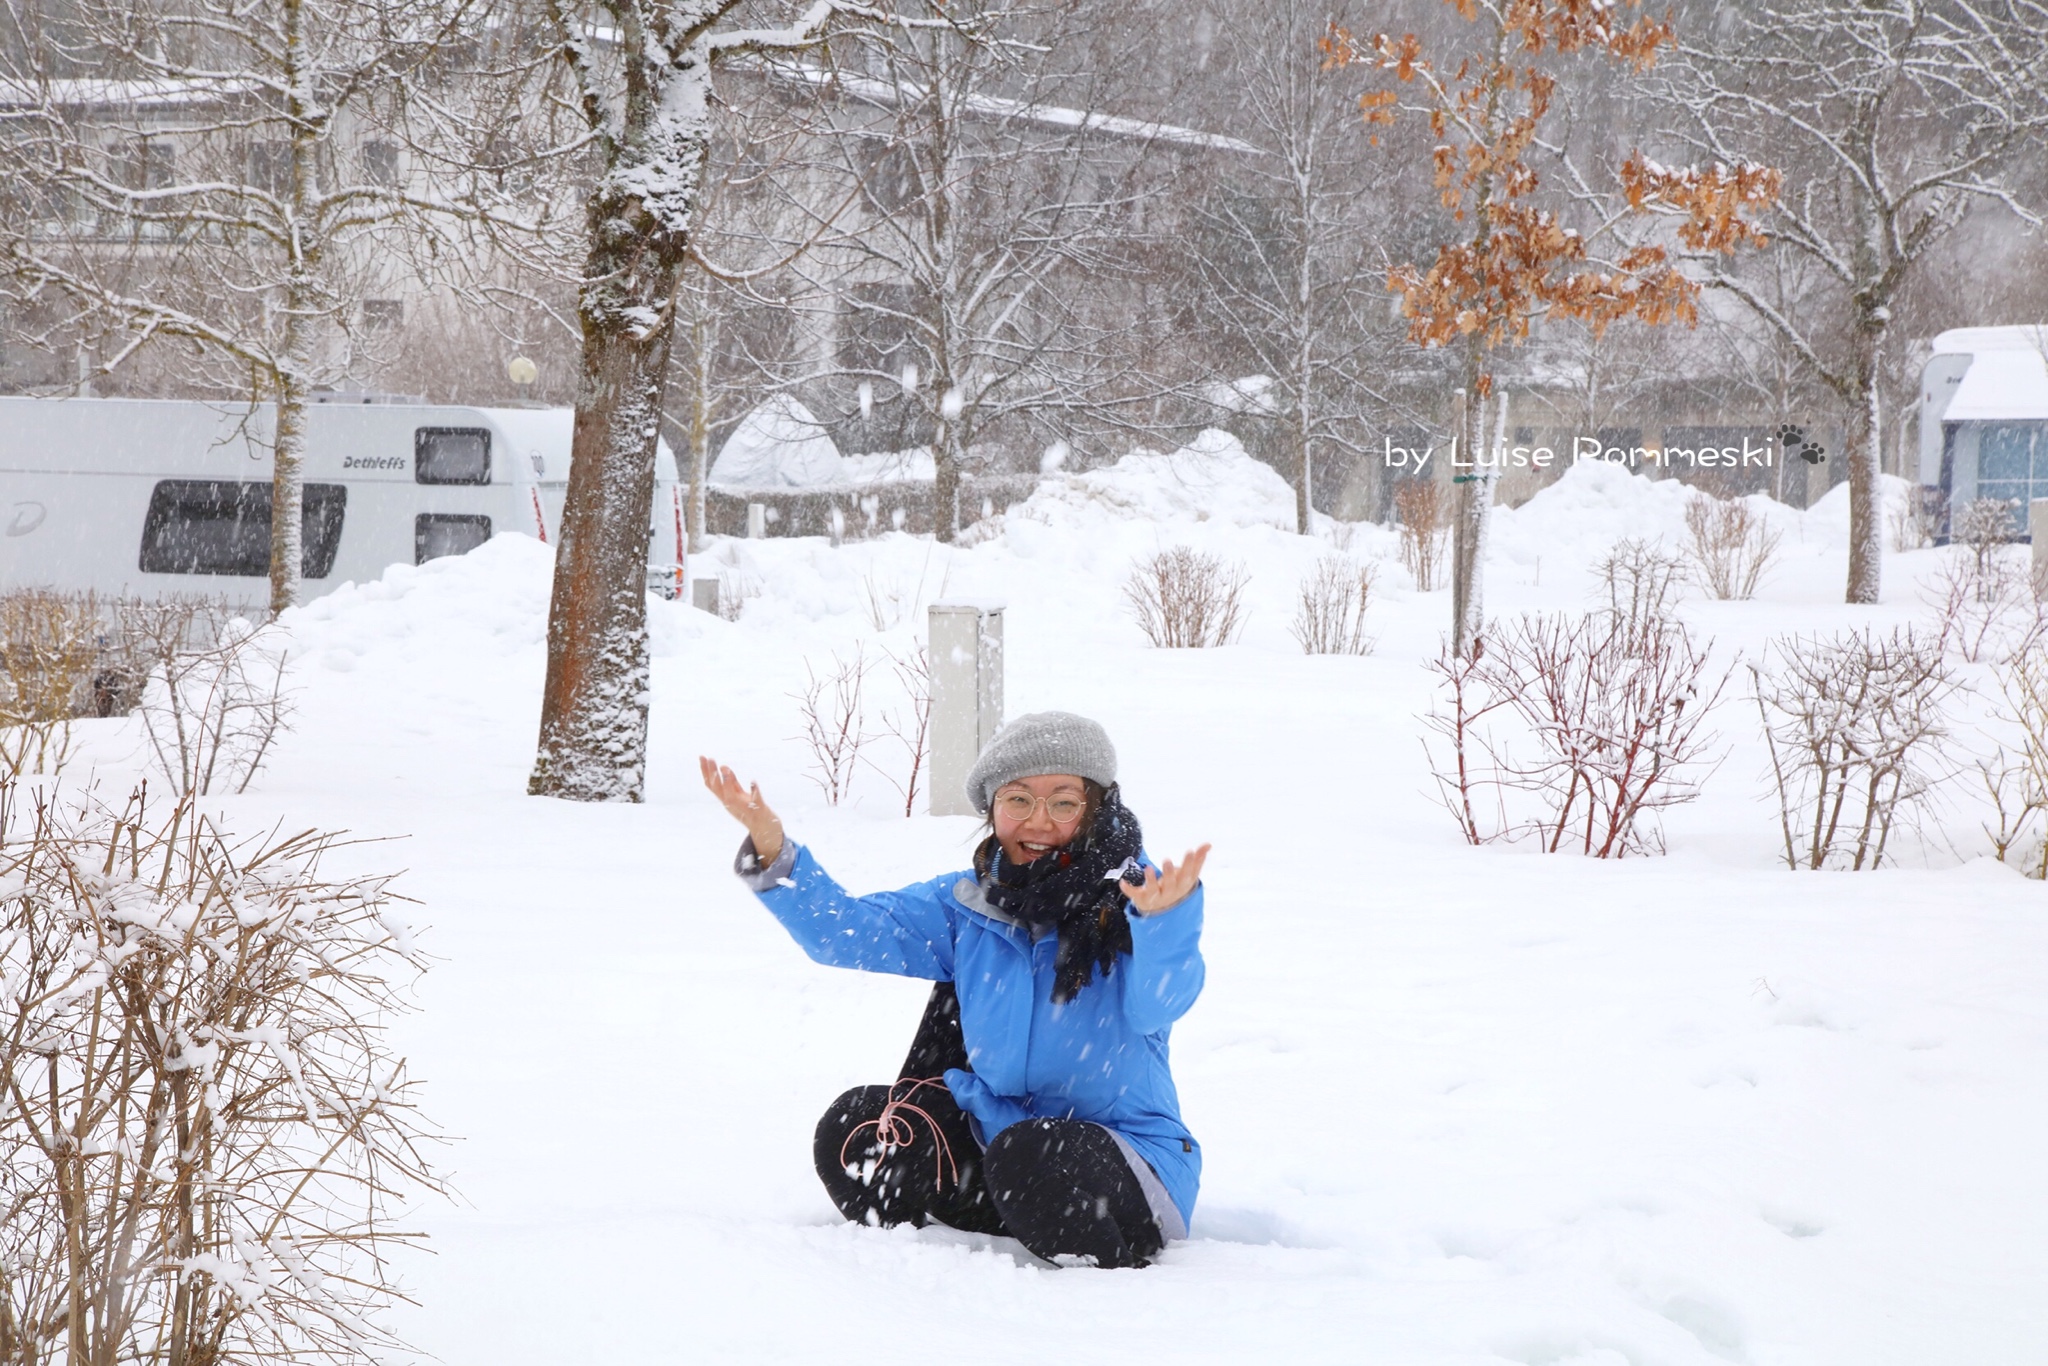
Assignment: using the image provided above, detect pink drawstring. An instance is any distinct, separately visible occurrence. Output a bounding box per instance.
[840,1077,958,1189]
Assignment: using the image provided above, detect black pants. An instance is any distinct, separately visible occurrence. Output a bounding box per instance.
[813,984,1165,1268]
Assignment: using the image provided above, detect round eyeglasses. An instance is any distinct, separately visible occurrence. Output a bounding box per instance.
[992,790,1088,825]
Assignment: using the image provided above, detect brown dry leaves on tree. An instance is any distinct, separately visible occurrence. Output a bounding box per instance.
[1323,1,1780,369]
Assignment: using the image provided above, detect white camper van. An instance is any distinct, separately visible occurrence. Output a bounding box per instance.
[0,397,685,607]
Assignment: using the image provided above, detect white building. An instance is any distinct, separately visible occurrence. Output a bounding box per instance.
[1919,325,2048,531]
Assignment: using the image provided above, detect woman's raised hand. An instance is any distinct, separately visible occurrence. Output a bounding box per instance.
[699,757,785,866]
[1126,843,1211,915]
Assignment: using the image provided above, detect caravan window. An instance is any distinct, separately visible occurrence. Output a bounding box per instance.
[416,513,491,564]
[140,481,346,578]
[415,428,490,484]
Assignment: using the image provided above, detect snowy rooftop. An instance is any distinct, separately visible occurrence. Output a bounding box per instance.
[1942,349,2048,423]
[1931,324,2048,355]
[0,77,257,111]
[777,63,1262,155]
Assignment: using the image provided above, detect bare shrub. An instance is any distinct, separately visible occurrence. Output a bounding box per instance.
[1684,492,1781,600]
[1924,549,2046,664]
[715,572,765,622]
[794,647,870,805]
[1291,557,1376,655]
[1888,487,1941,552]
[0,782,440,1366]
[1422,638,1517,845]
[1951,496,2019,578]
[1393,479,1448,591]
[1124,548,1248,648]
[1423,612,1728,857]
[860,553,946,632]
[874,642,933,817]
[1978,646,2048,878]
[1595,538,1689,650]
[0,591,102,778]
[122,601,293,798]
[1751,627,1959,870]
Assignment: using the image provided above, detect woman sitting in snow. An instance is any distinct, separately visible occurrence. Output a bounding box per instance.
[700,712,1210,1268]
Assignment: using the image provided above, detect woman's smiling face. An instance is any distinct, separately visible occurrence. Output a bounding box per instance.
[990,774,1090,864]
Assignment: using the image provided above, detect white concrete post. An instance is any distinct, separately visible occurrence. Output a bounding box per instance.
[2032,498,2046,592]
[928,602,1004,816]
[690,577,721,615]
[746,502,767,539]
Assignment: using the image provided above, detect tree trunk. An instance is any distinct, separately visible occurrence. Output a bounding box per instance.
[530,58,699,800]
[1450,374,1492,658]
[1844,311,1885,605]
[1292,400,1312,534]
[685,309,711,555]
[267,367,307,619]
[932,421,961,542]
[268,0,313,621]
[530,320,673,801]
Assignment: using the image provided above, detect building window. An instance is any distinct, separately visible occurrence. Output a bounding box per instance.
[247,140,292,199]
[837,282,919,377]
[414,427,491,484]
[362,298,404,331]
[855,140,923,215]
[362,139,400,187]
[1977,422,2046,530]
[95,140,176,237]
[139,480,346,578]
[115,139,175,191]
[415,513,491,563]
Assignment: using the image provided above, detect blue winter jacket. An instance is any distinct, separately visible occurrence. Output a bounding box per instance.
[738,839,1205,1231]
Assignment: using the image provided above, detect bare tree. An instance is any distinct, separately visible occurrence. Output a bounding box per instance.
[781,0,1191,543]
[1649,0,2048,604]
[1326,0,1778,657]
[0,0,524,618]
[528,0,903,803]
[1185,0,1398,532]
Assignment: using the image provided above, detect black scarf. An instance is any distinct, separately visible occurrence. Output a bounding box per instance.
[975,783,1145,1003]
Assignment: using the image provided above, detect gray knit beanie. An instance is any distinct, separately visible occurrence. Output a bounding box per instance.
[965,711,1118,815]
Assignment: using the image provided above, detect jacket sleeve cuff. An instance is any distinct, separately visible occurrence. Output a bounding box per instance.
[734,835,797,891]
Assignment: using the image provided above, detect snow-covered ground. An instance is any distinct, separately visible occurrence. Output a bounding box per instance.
[76,443,2047,1365]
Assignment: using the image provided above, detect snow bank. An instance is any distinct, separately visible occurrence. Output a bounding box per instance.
[1002,429,1296,533]
[284,534,556,669]
[710,395,845,488]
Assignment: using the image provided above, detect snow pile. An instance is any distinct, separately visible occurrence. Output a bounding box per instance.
[1003,429,1296,533]
[284,533,557,670]
[1491,456,1700,565]
[710,395,845,488]
[1802,472,1921,549]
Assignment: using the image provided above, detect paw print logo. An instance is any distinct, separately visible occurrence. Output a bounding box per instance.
[1777,422,1826,465]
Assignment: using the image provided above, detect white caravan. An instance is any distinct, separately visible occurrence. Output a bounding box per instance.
[0,397,685,607]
